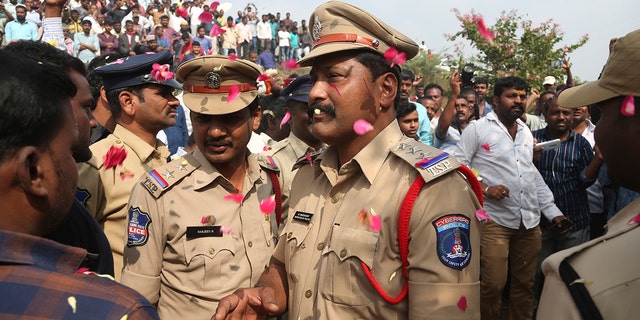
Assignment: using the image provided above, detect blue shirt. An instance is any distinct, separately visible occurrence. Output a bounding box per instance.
[412,101,433,146]
[5,20,38,42]
[532,129,595,230]
[258,50,277,69]
[193,36,212,54]
[163,105,189,155]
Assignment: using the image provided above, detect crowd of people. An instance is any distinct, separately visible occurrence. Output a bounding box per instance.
[0,0,311,69]
[1,0,640,319]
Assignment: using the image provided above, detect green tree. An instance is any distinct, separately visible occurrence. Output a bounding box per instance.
[445,9,589,88]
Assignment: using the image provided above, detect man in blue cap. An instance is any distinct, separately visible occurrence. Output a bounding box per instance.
[77,50,182,280]
[261,74,324,222]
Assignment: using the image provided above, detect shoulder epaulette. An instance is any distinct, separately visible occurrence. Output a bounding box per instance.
[292,147,325,170]
[255,154,280,172]
[390,139,461,185]
[140,153,200,199]
[261,138,289,156]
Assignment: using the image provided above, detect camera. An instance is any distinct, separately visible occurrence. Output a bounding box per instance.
[551,60,563,68]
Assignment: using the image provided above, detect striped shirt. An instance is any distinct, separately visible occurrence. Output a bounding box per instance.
[532,129,595,230]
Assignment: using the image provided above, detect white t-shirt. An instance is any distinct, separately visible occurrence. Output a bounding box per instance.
[278,30,290,47]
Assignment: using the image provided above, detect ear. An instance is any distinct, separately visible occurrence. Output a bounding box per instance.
[99,86,109,104]
[15,147,48,198]
[119,90,137,117]
[251,106,262,131]
[493,95,500,107]
[379,72,398,110]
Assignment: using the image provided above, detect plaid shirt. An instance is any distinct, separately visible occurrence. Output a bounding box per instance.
[532,129,595,230]
[0,231,159,320]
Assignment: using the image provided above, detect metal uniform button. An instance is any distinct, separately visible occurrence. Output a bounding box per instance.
[248,241,253,247]
[287,232,293,239]
[317,243,325,250]
[331,195,339,204]
[305,290,312,298]
[339,249,347,258]
[209,248,215,255]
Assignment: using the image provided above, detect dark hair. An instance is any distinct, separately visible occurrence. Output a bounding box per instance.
[105,85,145,119]
[4,40,87,77]
[460,88,479,120]
[192,40,201,47]
[258,95,285,133]
[543,94,558,114]
[87,54,125,102]
[400,69,415,82]
[160,15,169,20]
[396,99,416,119]
[473,77,488,86]
[493,76,529,98]
[81,19,92,26]
[0,51,77,161]
[352,50,402,107]
[424,83,443,96]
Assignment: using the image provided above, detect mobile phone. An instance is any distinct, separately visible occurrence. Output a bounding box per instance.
[547,218,574,238]
[535,139,561,151]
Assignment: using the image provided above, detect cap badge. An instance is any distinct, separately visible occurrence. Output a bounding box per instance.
[312,15,322,42]
[205,71,221,89]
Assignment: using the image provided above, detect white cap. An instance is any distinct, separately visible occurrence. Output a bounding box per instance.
[543,76,556,86]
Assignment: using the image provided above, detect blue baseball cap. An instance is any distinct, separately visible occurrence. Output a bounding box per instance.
[93,51,182,91]
[280,74,312,103]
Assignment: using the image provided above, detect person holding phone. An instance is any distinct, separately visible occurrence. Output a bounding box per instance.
[531,95,604,307]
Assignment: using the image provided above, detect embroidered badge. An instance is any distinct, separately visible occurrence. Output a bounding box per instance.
[312,15,322,43]
[75,188,91,207]
[127,207,151,247]
[205,71,221,89]
[149,169,169,188]
[433,214,472,270]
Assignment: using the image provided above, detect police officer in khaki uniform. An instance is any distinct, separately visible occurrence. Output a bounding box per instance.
[121,55,280,319]
[537,29,640,319]
[77,50,181,280]
[262,74,324,220]
[215,1,482,319]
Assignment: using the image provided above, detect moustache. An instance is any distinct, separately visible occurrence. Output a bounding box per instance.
[204,139,232,148]
[308,102,336,118]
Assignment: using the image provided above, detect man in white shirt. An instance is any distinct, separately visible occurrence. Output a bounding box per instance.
[256,14,272,52]
[454,76,568,320]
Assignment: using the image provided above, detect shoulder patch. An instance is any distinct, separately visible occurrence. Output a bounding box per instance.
[261,138,289,156]
[140,154,199,198]
[127,207,151,247]
[75,188,91,207]
[433,214,472,270]
[256,154,280,171]
[390,139,460,184]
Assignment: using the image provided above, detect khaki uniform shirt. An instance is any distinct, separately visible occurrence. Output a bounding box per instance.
[77,124,170,280]
[537,198,640,319]
[273,122,481,319]
[121,149,278,319]
[262,132,318,222]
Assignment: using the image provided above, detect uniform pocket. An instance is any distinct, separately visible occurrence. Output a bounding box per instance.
[182,235,237,291]
[319,224,379,306]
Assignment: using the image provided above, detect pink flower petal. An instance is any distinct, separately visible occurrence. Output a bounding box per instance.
[475,209,491,221]
[477,17,495,44]
[224,193,243,203]
[259,195,276,214]
[280,111,291,128]
[257,74,270,82]
[481,143,491,152]
[628,213,640,225]
[353,119,373,135]
[370,215,381,231]
[220,226,232,234]
[282,58,299,70]
[75,267,91,274]
[457,296,468,312]
[305,152,313,166]
[329,83,341,96]
[228,54,238,61]
[392,52,407,67]
[263,145,270,151]
[227,85,240,103]
[384,47,398,66]
[621,95,635,116]
[210,24,226,37]
[210,1,219,11]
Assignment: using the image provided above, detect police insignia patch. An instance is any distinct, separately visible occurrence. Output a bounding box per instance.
[75,188,91,207]
[127,207,151,247]
[433,214,472,270]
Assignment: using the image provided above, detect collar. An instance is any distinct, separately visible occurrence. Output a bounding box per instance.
[318,120,402,185]
[0,231,87,273]
[191,148,263,192]
[287,132,318,159]
[541,127,576,142]
[113,124,169,162]
[485,111,526,133]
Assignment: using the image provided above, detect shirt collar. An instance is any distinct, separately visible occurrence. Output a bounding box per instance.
[113,124,169,162]
[0,230,87,273]
[191,148,263,192]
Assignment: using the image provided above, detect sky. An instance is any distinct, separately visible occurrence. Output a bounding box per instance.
[226,0,638,82]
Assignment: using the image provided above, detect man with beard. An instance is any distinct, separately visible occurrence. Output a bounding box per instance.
[98,20,119,55]
[434,71,474,154]
[215,2,482,319]
[121,55,280,319]
[399,69,432,145]
[454,76,568,320]
[531,96,603,307]
[77,51,182,280]
[537,28,640,320]
[473,76,493,117]
[73,19,99,64]
[5,4,37,42]
[118,20,140,56]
